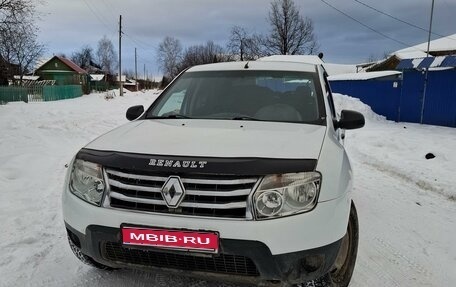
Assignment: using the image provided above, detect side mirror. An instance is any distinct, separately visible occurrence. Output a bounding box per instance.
[336,110,365,130]
[126,105,144,121]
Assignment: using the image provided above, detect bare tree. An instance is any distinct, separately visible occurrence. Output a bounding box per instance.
[0,16,45,83]
[71,45,94,70]
[96,36,117,75]
[227,26,264,61]
[179,41,228,71]
[228,26,249,61]
[157,36,183,79]
[264,0,318,55]
[0,0,34,28]
[365,50,392,63]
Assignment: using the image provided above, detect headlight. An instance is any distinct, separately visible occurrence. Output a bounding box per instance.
[253,172,321,220]
[69,159,105,206]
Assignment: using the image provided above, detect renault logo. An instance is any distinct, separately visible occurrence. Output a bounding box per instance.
[161,176,186,208]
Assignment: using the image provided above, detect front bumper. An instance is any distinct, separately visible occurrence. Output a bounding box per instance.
[63,187,350,255]
[66,223,341,286]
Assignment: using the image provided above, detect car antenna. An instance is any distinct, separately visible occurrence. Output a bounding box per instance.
[244,61,249,69]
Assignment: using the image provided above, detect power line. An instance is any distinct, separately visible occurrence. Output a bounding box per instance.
[137,54,156,68]
[319,0,414,48]
[83,0,156,73]
[81,1,148,56]
[121,24,158,50]
[93,0,158,52]
[86,1,116,29]
[123,31,156,52]
[440,0,453,10]
[100,0,119,20]
[353,0,456,41]
[81,0,116,34]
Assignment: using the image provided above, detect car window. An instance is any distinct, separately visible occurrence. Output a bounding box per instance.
[324,76,337,118]
[147,70,326,125]
[157,90,186,116]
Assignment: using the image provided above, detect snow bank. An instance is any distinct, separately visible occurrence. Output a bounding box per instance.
[333,93,386,122]
[333,93,456,200]
[0,90,161,286]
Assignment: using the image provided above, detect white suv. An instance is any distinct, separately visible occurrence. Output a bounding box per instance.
[62,58,365,287]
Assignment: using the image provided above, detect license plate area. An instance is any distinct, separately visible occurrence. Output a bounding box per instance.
[121,226,219,254]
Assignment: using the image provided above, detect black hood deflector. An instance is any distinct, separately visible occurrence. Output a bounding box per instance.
[77,148,317,176]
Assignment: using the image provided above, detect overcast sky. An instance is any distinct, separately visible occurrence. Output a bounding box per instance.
[37,0,456,77]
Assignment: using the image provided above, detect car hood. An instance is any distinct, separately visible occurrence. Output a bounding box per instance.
[84,119,326,159]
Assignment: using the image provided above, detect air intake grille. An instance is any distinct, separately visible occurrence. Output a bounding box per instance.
[103,242,260,276]
[104,168,258,219]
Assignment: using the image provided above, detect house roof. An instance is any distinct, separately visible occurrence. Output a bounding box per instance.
[364,34,456,71]
[324,63,357,75]
[328,71,402,81]
[396,55,456,70]
[394,34,456,57]
[36,56,87,74]
[56,56,87,74]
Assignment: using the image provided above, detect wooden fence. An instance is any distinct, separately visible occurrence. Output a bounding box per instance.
[0,85,83,104]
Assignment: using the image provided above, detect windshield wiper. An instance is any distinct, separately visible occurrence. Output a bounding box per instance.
[148,114,192,119]
[231,116,261,121]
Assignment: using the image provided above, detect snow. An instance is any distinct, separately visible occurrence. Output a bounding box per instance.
[395,50,428,60]
[412,58,423,68]
[431,56,446,67]
[90,74,105,81]
[328,71,401,81]
[0,90,455,286]
[398,56,451,70]
[116,75,127,82]
[13,75,40,81]
[395,33,456,56]
[323,63,357,76]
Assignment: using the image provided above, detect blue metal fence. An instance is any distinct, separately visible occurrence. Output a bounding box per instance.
[329,79,401,121]
[399,71,423,123]
[329,69,456,127]
[419,69,456,127]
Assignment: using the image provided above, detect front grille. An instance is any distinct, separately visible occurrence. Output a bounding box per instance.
[103,242,260,277]
[104,168,259,219]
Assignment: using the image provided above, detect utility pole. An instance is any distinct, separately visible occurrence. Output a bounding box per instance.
[135,47,138,91]
[118,15,123,96]
[420,0,435,124]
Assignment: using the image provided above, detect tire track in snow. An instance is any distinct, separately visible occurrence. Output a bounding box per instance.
[351,148,451,200]
[373,236,432,278]
[349,159,451,287]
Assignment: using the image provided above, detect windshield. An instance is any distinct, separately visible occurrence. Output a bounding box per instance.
[146,70,325,124]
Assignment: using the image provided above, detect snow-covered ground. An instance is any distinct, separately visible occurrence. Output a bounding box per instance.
[0,90,455,287]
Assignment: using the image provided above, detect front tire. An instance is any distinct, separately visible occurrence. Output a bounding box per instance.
[299,201,359,287]
[328,201,359,287]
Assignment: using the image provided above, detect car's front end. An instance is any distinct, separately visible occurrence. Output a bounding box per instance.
[62,61,363,286]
